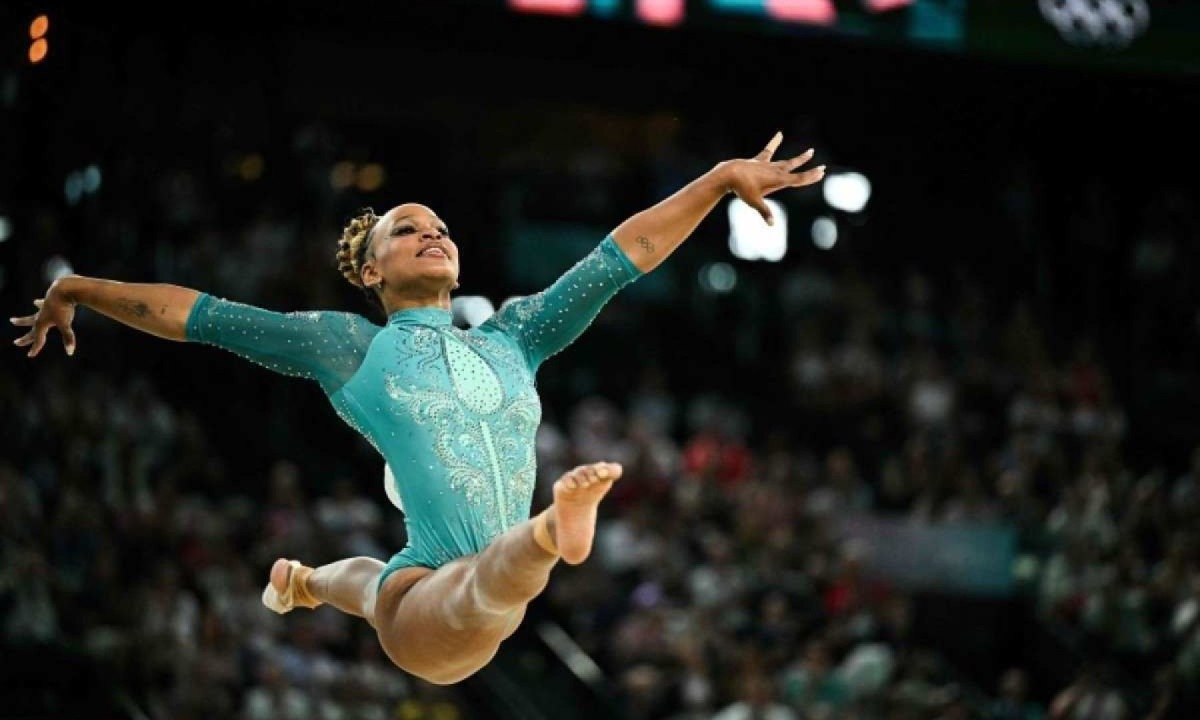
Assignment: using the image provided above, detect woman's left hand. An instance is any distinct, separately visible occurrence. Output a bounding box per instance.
[717,131,826,226]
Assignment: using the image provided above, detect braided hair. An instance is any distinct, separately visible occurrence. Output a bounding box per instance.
[335,208,384,313]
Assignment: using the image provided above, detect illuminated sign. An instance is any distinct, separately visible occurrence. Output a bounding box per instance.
[506,0,1199,74]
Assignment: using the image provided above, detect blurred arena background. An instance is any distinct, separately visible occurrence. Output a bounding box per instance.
[2,1,1199,718]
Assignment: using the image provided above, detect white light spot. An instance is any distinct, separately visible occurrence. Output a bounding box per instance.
[452,295,496,327]
[699,262,738,293]
[43,255,74,284]
[812,216,838,250]
[728,197,787,262]
[823,171,871,213]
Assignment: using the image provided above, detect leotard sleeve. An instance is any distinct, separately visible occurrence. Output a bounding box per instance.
[185,293,381,394]
[485,234,641,370]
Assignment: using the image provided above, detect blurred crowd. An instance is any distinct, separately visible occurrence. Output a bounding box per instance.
[1,365,472,720]
[527,260,1200,719]
[4,234,1199,719]
[4,80,1200,719]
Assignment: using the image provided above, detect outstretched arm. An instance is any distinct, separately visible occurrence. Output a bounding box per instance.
[488,132,823,369]
[13,275,381,394]
[12,275,198,355]
[612,131,824,273]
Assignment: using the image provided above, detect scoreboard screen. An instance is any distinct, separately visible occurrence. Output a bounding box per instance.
[506,0,1200,74]
[509,0,965,46]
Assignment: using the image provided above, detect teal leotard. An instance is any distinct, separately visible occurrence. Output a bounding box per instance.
[185,235,640,586]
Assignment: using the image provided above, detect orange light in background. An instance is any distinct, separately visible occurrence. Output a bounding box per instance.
[30,15,49,39]
[29,14,50,65]
[29,39,48,64]
[330,162,356,190]
[356,163,386,192]
[238,154,264,181]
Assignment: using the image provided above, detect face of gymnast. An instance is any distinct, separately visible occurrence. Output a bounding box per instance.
[358,203,461,312]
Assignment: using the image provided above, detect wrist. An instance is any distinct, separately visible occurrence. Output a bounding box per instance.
[708,161,736,196]
[50,275,88,305]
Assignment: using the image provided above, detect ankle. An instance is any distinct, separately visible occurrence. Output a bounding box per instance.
[532,511,559,557]
[292,565,322,608]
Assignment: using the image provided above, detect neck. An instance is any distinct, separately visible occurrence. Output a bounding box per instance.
[381,287,452,315]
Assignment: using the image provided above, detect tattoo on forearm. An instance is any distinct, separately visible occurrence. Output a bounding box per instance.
[637,235,656,254]
[117,297,150,319]
[159,305,167,316]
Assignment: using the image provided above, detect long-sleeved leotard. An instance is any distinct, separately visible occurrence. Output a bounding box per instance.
[186,235,641,585]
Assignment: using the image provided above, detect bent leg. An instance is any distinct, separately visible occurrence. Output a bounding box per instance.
[309,557,386,624]
[449,460,622,621]
[376,462,622,684]
[267,556,385,626]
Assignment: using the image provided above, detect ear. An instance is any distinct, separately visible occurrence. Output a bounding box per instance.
[361,260,381,289]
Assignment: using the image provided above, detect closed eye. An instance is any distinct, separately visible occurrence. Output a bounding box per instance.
[392,225,450,236]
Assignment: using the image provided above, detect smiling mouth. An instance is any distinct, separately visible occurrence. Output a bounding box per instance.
[417,247,449,259]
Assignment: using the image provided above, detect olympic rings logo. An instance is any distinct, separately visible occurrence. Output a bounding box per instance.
[1038,0,1150,48]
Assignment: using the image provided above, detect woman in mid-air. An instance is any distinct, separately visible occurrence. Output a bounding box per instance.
[12,132,824,684]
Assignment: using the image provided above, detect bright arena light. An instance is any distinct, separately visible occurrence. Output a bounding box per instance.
[43,255,73,284]
[699,262,738,294]
[822,171,872,213]
[812,216,838,250]
[452,295,496,327]
[728,197,787,262]
[0,217,10,243]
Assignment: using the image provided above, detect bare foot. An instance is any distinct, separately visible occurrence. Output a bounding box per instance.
[551,462,622,565]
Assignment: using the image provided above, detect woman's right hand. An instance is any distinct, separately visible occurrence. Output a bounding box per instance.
[11,278,78,358]
[717,131,825,227]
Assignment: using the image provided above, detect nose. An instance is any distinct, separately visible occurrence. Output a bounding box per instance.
[420,225,444,240]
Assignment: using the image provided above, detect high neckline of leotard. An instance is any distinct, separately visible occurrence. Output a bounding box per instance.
[387,306,453,328]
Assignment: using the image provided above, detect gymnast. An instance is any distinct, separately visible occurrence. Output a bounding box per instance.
[11,132,824,684]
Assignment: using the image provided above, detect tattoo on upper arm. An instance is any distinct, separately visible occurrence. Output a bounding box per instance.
[117,298,150,319]
[637,235,656,254]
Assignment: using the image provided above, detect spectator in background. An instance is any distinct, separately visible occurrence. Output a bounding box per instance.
[779,639,850,716]
[1049,666,1127,720]
[713,671,798,720]
[1169,445,1200,522]
[988,668,1044,720]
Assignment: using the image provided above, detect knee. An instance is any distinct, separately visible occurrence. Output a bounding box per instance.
[417,667,477,686]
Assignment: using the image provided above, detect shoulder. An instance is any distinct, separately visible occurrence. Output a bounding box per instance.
[483,294,545,334]
[319,310,384,334]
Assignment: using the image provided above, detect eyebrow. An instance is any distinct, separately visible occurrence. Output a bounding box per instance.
[392,215,445,227]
